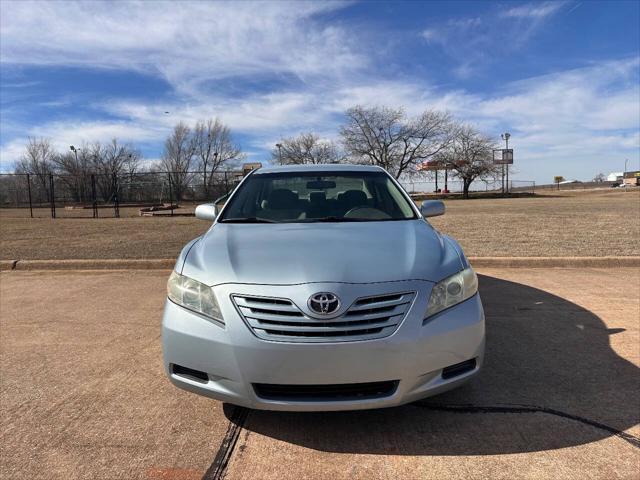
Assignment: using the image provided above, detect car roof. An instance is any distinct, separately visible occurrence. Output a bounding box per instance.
[254,164,386,174]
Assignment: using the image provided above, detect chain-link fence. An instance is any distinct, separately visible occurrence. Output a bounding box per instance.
[1,170,540,219]
[531,180,617,191]
[0,171,239,218]
[399,178,536,195]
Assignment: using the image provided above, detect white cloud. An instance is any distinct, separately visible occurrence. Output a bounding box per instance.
[475,60,639,179]
[480,58,640,131]
[421,29,439,42]
[101,90,330,134]
[448,17,483,28]
[329,82,430,113]
[0,1,362,95]
[0,140,25,171]
[0,119,165,170]
[502,2,565,19]
[419,2,565,77]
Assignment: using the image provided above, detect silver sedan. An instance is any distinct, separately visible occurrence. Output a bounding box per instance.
[162,164,485,411]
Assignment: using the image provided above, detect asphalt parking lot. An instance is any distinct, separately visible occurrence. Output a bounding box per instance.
[1,268,638,479]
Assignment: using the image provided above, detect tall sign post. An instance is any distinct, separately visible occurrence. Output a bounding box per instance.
[494,133,514,196]
[417,159,444,192]
[501,133,511,193]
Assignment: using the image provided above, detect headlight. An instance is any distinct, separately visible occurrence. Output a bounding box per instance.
[167,270,223,322]
[425,267,478,319]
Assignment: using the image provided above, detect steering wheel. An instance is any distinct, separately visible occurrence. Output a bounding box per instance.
[344,206,392,220]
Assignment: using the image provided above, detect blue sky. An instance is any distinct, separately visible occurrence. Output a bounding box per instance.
[1,0,638,183]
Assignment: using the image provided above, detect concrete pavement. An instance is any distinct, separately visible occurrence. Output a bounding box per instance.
[0,271,224,480]
[1,269,638,479]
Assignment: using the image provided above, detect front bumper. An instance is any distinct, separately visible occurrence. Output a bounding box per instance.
[162,280,485,411]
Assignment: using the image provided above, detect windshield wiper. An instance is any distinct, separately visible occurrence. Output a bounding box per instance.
[219,217,277,224]
[304,216,368,222]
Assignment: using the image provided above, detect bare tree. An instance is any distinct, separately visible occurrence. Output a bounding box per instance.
[92,139,141,201]
[193,118,243,195]
[161,122,195,201]
[50,143,95,202]
[15,137,55,200]
[340,106,454,178]
[272,132,342,165]
[436,124,498,199]
[593,172,606,183]
[50,144,91,178]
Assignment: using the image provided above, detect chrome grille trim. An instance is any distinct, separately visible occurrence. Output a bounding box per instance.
[231,292,415,343]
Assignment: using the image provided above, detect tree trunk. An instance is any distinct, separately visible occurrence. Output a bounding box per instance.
[463,178,472,199]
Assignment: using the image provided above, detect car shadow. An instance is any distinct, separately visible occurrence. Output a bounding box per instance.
[225,275,640,455]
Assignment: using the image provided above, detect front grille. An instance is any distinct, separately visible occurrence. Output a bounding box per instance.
[253,380,399,401]
[232,292,415,343]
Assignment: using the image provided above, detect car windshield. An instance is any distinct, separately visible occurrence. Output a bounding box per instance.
[219,170,418,223]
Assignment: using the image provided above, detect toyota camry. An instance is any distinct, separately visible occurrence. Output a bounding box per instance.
[162,164,485,411]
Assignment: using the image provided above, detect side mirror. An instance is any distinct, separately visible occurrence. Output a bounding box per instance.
[195,203,218,222]
[420,200,445,218]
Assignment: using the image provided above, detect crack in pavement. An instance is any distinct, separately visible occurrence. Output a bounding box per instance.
[202,406,250,480]
[414,402,640,449]
[200,401,638,479]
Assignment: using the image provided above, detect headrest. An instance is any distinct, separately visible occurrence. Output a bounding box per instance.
[266,189,298,209]
[309,191,326,204]
[341,190,367,207]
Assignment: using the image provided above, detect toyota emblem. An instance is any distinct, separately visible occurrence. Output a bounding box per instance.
[308,292,340,315]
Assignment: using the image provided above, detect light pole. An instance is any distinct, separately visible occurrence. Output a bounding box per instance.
[70,145,79,163]
[444,162,448,193]
[275,143,282,164]
[379,127,385,166]
[501,132,511,194]
[69,145,82,204]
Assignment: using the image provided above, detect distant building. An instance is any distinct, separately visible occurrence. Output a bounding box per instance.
[242,162,262,176]
[607,172,623,182]
[623,171,640,186]
[231,162,263,182]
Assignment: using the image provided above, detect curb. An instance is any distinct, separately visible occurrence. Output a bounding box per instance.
[0,260,19,271]
[1,257,638,272]
[467,256,640,268]
[1,259,175,271]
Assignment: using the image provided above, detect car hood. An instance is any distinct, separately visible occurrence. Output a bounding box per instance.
[181,220,464,286]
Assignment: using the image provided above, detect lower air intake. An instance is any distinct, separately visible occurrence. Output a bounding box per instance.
[172,364,209,383]
[441,358,477,380]
[253,380,399,402]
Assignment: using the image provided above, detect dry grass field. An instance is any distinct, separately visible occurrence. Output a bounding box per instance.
[430,188,640,257]
[0,189,638,260]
